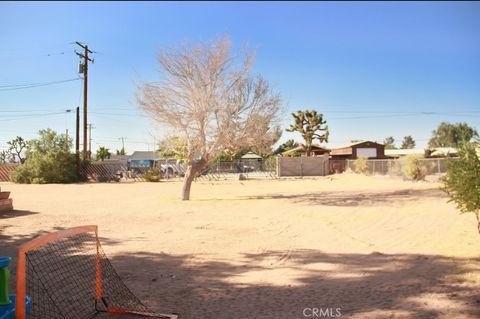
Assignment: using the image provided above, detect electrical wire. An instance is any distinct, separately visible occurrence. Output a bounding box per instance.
[0,112,67,122]
[0,78,81,91]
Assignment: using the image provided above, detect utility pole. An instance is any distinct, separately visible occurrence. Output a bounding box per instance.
[88,124,95,160]
[75,42,94,160]
[119,137,127,154]
[76,106,80,160]
[65,128,69,152]
[64,109,72,151]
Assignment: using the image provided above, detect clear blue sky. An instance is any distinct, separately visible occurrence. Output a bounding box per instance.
[1,1,479,152]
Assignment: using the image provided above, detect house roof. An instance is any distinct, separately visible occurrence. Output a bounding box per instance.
[289,144,330,153]
[129,151,161,161]
[109,155,129,161]
[241,152,263,159]
[429,147,457,157]
[330,141,384,156]
[385,149,425,157]
[334,140,384,149]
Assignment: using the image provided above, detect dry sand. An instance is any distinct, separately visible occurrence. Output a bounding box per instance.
[1,173,479,318]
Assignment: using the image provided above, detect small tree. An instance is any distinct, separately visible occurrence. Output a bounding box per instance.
[354,157,368,174]
[401,136,416,149]
[429,122,478,148]
[401,155,425,181]
[383,136,396,150]
[7,136,27,163]
[116,148,126,155]
[96,146,111,161]
[11,129,79,184]
[273,139,299,155]
[158,136,188,160]
[442,142,480,235]
[286,110,329,157]
[0,150,8,164]
[138,37,282,200]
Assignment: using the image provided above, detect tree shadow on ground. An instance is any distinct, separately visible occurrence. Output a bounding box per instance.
[0,209,39,219]
[108,249,480,319]
[2,230,479,318]
[240,188,446,207]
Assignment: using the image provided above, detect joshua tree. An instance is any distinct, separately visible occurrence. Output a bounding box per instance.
[0,150,8,164]
[7,136,27,163]
[286,110,329,156]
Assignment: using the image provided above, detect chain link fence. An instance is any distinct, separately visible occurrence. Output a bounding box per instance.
[345,157,451,176]
[195,157,278,181]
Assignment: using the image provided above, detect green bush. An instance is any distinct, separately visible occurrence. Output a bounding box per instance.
[401,155,426,181]
[11,129,79,184]
[282,150,300,157]
[143,168,162,182]
[442,142,480,234]
[354,157,368,174]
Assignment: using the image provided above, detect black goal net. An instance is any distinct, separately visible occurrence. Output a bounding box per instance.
[17,226,178,319]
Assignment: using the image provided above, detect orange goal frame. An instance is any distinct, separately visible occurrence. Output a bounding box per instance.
[15,225,102,319]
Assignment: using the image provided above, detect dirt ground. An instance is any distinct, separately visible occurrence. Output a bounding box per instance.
[1,173,479,318]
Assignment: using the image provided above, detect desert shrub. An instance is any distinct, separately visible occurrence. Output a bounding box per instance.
[387,160,403,176]
[401,155,426,181]
[11,129,79,184]
[143,168,162,182]
[283,150,300,157]
[442,142,480,234]
[354,157,368,174]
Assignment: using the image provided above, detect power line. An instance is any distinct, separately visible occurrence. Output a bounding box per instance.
[0,78,81,91]
[90,111,148,117]
[0,111,68,122]
[0,78,80,88]
[1,107,479,115]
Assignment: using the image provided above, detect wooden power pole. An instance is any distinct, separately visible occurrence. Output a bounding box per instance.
[75,42,94,160]
[76,106,80,159]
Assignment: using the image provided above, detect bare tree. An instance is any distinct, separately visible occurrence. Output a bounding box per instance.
[137,37,282,200]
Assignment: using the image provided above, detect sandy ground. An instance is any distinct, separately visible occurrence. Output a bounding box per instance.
[1,173,479,318]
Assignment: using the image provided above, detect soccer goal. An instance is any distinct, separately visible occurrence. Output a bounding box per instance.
[16,225,178,319]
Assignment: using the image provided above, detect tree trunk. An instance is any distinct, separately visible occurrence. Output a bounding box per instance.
[306,144,312,157]
[476,212,480,236]
[181,159,207,201]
